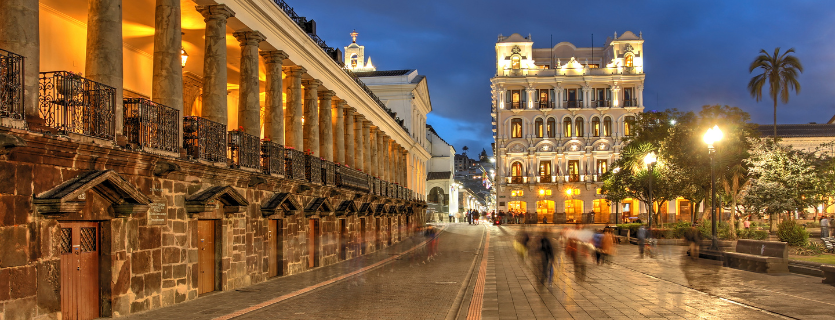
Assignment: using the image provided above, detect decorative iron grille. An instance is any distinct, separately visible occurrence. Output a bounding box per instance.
[38,71,115,140]
[183,116,226,162]
[59,228,72,254]
[123,98,179,153]
[336,165,370,192]
[228,130,260,170]
[305,155,322,184]
[261,141,285,176]
[79,227,96,252]
[284,148,305,180]
[0,49,24,120]
[380,181,388,197]
[373,178,381,196]
[321,160,335,186]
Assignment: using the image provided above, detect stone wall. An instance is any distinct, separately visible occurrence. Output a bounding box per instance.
[0,128,420,319]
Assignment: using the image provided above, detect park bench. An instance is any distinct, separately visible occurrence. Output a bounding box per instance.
[822,237,835,253]
[821,264,835,285]
[723,239,789,273]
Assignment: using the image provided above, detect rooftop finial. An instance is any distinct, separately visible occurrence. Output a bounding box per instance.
[350,29,358,43]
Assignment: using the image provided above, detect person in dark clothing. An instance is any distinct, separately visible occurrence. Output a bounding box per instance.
[539,233,555,286]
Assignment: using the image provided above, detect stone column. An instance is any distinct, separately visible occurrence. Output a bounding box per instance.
[302,79,321,155]
[86,0,124,135]
[0,0,39,124]
[376,130,385,179]
[362,120,372,173]
[334,100,346,164]
[260,51,289,144]
[354,114,365,172]
[151,0,183,148]
[283,66,305,149]
[637,84,644,107]
[344,107,354,168]
[197,5,235,126]
[382,136,390,181]
[233,31,266,136]
[318,90,334,161]
[370,127,379,177]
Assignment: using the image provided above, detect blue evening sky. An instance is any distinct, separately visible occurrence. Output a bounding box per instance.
[289,0,835,155]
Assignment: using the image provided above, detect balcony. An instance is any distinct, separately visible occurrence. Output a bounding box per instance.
[564,101,581,109]
[539,176,553,183]
[228,130,260,170]
[568,174,580,182]
[538,101,554,109]
[321,160,336,186]
[0,49,24,120]
[509,102,522,110]
[305,154,322,184]
[593,100,610,108]
[623,99,638,107]
[261,141,285,176]
[123,98,179,153]
[509,176,525,184]
[39,71,116,140]
[183,116,226,162]
[284,148,305,180]
[336,165,370,192]
[499,66,643,77]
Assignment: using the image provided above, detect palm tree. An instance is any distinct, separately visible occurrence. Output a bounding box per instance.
[748,48,803,143]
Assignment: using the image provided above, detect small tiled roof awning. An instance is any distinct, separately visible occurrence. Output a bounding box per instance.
[260,193,301,216]
[427,171,452,181]
[358,203,374,215]
[305,197,334,215]
[374,204,386,216]
[335,200,358,216]
[34,170,151,217]
[186,185,249,215]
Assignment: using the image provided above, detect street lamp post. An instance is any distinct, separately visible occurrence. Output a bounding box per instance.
[644,152,657,233]
[703,125,723,251]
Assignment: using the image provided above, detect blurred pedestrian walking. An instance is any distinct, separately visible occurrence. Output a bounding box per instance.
[636,225,648,258]
[821,215,830,238]
[538,232,555,286]
[684,225,701,260]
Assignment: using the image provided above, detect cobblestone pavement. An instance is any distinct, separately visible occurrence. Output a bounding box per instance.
[122,224,835,320]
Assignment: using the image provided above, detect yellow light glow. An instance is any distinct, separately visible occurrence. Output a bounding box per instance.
[539,189,545,196]
[703,125,723,146]
[565,188,572,196]
[181,48,189,67]
[643,152,657,166]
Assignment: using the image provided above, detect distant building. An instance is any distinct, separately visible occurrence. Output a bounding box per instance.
[426,125,458,221]
[757,123,835,154]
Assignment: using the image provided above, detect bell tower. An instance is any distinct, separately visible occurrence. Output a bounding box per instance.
[343,30,375,71]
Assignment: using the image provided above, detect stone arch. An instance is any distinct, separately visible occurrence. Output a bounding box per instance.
[428,186,445,204]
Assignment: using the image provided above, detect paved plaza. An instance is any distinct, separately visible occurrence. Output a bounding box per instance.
[121,224,835,320]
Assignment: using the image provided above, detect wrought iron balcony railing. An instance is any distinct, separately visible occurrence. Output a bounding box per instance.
[336,165,369,192]
[228,130,260,170]
[381,180,388,197]
[594,100,610,108]
[509,102,522,110]
[509,176,524,184]
[321,160,335,186]
[568,174,580,182]
[538,101,554,109]
[0,49,24,120]
[623,99,637,107]
[284,148,305,180]
[123,98,179,153]
[540,176,553,183]
[261,141,285,176]
[564,101,581,109]
[183,116,226,162]
[39,71,116,140]
[305,154,322,184]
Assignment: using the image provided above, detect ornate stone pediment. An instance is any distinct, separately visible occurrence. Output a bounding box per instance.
[335,200,358,216]
[508,143,527,154]
[186,185,248,216]
[260,192,301,217]
[358,203,374,216]
[34,170,151,217]
[305,197,334,216]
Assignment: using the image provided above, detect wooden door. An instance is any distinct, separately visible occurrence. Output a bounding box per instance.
[59,222,100,320]
[197,220,216,295]
[375,218,381,248]
[308,219,319,268]
[359,218,366,254]
[268,220,283,277]
[388,218,393,245]
[338,219,347,260]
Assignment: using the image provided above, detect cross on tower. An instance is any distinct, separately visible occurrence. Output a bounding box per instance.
[351,29,358,43]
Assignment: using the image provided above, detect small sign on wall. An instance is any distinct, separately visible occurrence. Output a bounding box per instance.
[147,202,167,225]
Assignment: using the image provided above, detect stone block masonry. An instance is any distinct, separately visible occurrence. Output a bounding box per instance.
[0,127,421,319]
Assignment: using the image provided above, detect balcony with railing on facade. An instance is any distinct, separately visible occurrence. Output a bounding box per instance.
[567,174,581,182]
[499,66,643,77]
[509,101,522,110]
[538,176,554,183]
[228,129,261,170]
[538,101,554,109]
[564,101,581,109]
[38,71,116,140]
[335,165,369,192]
[183,115,226,163]
[261,140,285,176]
[123,98,179,154]
[622,99,638,107]
[507,176,526,184]
[593,100,611,108]
[284,148,306,180]
[0,49,24,121]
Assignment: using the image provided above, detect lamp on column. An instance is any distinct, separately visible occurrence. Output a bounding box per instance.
[181,47,189,68]
[703,125,723,251]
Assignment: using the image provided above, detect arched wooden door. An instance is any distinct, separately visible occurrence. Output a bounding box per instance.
[60,221,100,320]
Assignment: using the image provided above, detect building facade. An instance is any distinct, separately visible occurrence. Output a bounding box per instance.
[491,32,647,224]
[426,125,457,221]
[0,0,425,319]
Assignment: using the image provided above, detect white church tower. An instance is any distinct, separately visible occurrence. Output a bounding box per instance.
[344,30,376,72]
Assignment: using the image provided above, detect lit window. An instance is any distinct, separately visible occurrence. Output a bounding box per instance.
[592,117,600,137]
[547,118,556,138]
[596,188,602,195]
[603,117,612,137]
[511,119,523,138]
[511,56,521,70]
[625,55,634,68]
[535,119,544,138]
[624,116,635,136]
[563,118,572,137]
[575,117,585,137]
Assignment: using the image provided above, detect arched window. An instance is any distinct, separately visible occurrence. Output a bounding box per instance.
[603,117,612,137]
[511,56,521,70]
[624,115,635,136]
[350,53,358,68]
[563,118,572,137]
[510,162,524,184]
[625,54,634,68]
[592,117,601,137]
[547,118,556,138]
[511,118,523,138]
[535,118,544,138]
[575,117,585,137]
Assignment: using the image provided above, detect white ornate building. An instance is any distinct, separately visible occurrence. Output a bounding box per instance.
[491,32,647,224]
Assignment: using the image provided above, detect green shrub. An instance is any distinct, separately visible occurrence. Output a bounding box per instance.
[737,229,769,240]
[667,221,693,239]
[804,221,821,228]
[698,220,733,240]
[777,219,809,246]
[616,223,642,235]
[650,228,673,239]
